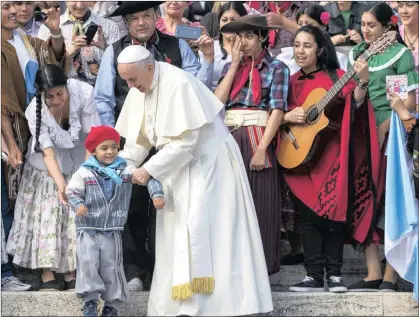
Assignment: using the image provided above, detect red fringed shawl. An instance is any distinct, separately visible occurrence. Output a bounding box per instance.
[285,70,382,244]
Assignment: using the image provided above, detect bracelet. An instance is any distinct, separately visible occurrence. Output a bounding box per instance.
[357,81,368,90]
[50,30,62,39]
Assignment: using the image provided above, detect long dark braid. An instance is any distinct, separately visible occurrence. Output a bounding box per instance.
[34,92,43,153]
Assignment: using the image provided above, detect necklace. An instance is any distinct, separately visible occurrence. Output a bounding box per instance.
[144,71,160,146]
[404,30,418,51]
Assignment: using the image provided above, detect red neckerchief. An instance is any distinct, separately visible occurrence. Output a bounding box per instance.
[230,49,267,105]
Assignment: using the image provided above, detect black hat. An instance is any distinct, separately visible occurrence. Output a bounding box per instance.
[109,1,164,17]
[220,15,281,33]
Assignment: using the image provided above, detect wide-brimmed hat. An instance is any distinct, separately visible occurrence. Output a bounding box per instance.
[220,15,281,33]
[109,1,164,17]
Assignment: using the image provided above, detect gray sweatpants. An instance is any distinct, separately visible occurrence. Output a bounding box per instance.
[76,231,128,309]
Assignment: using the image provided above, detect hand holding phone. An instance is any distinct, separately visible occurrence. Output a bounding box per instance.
[175,25,203,41]
[85,23,99,46]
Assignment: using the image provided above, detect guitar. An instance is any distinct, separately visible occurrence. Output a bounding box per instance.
[277,31,397,172]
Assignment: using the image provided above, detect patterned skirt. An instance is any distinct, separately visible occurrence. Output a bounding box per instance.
[230,127,282,275]
[6,162,76,272]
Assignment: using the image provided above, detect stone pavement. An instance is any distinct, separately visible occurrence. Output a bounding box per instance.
[2,242,417,316]
[1,291,418,316]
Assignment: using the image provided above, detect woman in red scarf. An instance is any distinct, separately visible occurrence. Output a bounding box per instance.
[214,15,288,275]
[283,25,381,292]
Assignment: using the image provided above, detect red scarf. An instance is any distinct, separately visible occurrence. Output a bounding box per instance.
[230,49,267,106]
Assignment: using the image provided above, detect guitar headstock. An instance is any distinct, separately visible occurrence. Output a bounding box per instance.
[366,31,398,57]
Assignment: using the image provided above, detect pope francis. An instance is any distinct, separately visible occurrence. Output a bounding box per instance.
[115,45,273,316]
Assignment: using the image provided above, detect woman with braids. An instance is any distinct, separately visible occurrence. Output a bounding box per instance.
[6,65,101,291]
[199,1,248,91]
[347,2,418,292]
[215,15,289,275]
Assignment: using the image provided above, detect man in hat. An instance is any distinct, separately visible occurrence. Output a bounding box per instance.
[37,0,121,86]
[115,44,273,316]
[93,1,215,291]
[94,1,215,128]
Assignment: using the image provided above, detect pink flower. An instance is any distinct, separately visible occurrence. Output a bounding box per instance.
[320,12,331,26]
[390,15,398,26]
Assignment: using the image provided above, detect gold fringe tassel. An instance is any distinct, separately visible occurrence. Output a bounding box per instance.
[172,282,193,300]
[171,277,215,301]
[191,276,215,294]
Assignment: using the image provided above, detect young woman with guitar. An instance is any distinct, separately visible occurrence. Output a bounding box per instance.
[282,25,382,293]
[215,15,289,275]
[347,3,418,292]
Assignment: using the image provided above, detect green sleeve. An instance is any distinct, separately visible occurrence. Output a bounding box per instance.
[395,49,418,90]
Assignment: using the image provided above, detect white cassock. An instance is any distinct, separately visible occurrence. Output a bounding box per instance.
[116,62,273,316]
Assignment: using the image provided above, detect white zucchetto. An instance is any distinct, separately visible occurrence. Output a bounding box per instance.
[117,45,151,64]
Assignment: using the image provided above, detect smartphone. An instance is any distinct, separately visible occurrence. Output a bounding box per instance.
[34,11,47,22]
[85,23,98,45]
[175,25,202,41]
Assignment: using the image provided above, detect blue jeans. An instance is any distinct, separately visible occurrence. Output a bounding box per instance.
[2,163,14,278]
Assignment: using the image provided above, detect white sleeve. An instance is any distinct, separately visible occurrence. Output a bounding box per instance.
[79,82,101,133]
[36,24,51,41]
[142,129,200,181]
[119,145,151,168]
[25,98,53,152]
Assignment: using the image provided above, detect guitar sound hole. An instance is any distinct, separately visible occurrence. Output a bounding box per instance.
[306,108,319,124]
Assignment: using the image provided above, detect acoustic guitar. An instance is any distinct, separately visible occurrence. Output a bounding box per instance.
[277,31,397,172]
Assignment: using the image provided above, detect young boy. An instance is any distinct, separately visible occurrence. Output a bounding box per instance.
[67,126,164,317]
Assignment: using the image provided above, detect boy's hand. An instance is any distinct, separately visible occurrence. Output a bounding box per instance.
[76,204,88,217]
[153,197,165,210]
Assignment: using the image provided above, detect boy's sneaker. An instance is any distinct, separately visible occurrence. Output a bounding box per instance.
[101,306,118,317]
[83,300,98,317]
[1,276,32,291]
[327,276,348,293]
[290,276,324,292]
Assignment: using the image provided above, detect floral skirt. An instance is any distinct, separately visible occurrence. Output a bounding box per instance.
[6,162,76,272]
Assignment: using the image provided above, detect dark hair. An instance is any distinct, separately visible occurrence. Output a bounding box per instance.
[295,25,340,71]
[296,4,329,31]
[251,29,270,50]
[218,1,247,60]
[367,3,405,45]
[34,64,68,153]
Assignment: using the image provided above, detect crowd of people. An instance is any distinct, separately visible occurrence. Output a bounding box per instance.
[1,1,418,317]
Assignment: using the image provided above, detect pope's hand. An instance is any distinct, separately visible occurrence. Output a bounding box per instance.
[132,167,151,185]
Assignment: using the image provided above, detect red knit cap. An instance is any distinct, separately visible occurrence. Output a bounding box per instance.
[85,126,120,153]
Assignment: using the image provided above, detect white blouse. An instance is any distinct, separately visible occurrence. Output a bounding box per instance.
[25,79,101,175]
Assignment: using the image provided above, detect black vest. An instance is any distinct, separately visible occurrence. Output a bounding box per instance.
[112,30,183,121]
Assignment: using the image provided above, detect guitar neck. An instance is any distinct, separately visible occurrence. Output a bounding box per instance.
[316,51,370,112]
